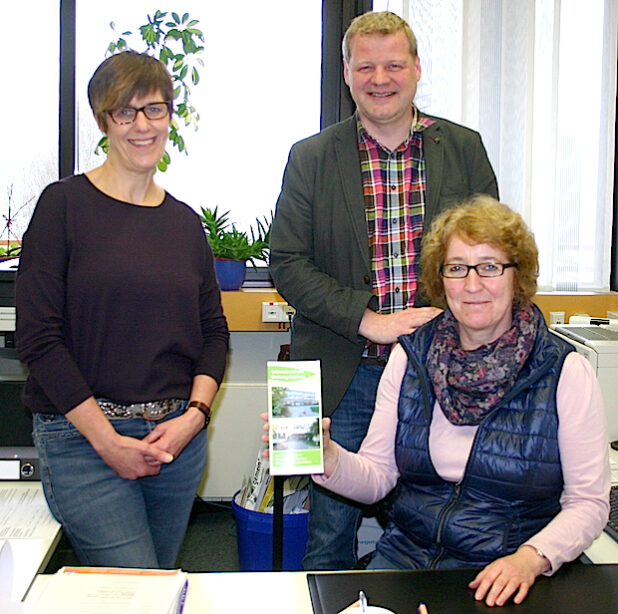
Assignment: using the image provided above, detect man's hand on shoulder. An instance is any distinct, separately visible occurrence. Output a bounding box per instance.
[359,307,442,345]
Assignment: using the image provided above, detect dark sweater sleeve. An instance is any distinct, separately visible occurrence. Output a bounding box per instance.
[16,184,93,413]
[195,233,229,385]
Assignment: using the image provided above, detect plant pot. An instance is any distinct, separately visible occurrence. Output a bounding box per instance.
[214,259,247,291]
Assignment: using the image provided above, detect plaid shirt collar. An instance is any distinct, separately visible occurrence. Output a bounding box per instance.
[356,106,435,149]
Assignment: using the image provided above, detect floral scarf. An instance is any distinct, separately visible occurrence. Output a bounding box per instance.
[426,302,540,426]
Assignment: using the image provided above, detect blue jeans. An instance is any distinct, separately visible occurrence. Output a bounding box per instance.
[303,364,384,570]
[34,406,207,568]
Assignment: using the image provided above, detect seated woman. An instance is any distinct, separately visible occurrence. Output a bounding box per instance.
[308,196,609,606]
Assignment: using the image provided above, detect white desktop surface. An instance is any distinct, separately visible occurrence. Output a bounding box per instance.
[185,572,313,614]
[0,482,61,605]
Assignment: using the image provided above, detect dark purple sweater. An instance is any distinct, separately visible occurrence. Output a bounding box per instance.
[16,175,229,414]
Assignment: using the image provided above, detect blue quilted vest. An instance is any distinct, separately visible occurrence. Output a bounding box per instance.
[376,307,574,569]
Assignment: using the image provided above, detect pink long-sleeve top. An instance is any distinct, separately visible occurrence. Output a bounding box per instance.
[314,343,611,574]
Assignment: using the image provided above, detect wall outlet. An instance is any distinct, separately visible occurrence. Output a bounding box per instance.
[262,301,294,323]
[549,311,565,325]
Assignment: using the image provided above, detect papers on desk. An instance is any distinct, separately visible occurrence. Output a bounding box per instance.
[1,538,53,606]
[26,567,189,614]
[0,484,59,540]
[0,483,61,603]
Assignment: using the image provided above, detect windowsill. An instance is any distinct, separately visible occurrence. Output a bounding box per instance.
[220,288,288,332]
[535,290,618,296]
[221,287,618,331]
[532,292,618,323]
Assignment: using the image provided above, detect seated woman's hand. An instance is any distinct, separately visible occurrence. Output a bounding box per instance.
[260,413,339,477]
[468,546,550,607]
[260,412,271,456]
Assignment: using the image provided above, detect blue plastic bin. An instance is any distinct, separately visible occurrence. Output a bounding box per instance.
[232,491,309,571]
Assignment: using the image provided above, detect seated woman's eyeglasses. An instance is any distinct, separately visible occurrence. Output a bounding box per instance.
[440,262,518,278]
[106,102,170,125]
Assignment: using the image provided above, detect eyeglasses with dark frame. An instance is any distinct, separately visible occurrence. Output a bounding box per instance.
[106,102,171,125]
[440,262,518,278]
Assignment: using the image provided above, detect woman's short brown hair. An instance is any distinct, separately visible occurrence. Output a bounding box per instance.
[88,51,174,132]
[419,195,539,307]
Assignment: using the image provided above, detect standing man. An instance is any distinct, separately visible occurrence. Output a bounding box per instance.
[269,11,498,570]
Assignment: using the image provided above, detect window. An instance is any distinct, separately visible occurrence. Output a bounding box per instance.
[7,3,616,292]
[76,1,321,232]
[374,0,617,291]
[0,3,59,243]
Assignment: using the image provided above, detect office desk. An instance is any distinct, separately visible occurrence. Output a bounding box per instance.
[17,449,618,612]
[25,565,618,613]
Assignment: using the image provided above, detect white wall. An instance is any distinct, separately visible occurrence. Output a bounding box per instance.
[198,330,290,500]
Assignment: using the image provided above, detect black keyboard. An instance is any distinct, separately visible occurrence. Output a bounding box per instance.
[604,485,618,542]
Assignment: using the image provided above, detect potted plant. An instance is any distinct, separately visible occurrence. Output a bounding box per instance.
[200,206,271,291]
[0,243,21,260]
[0,184,33,261]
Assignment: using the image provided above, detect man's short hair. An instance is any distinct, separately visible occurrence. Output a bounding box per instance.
[342,11,418,62]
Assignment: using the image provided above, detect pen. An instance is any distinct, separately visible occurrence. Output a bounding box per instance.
[417,602,429,614]
[359,590,367,612]
[175,579,189,614]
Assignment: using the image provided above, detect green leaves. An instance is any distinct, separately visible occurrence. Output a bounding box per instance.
[200,207,273,267]
[0,242,21,258]
[157,150,172,172]
[95,135,109,155]
[100,10,205,172]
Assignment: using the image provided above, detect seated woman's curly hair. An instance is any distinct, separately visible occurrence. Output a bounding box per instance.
[419,195,539,308]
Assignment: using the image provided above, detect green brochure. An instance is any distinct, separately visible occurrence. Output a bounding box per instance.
[267,360,324,475]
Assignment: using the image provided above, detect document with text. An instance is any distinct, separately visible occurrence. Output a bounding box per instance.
[268,360,324,475]
[26,567,189,614]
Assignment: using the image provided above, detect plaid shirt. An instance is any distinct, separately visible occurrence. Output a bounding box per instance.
[358,109,435,354]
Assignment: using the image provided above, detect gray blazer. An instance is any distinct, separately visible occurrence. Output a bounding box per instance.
[269,113,498,415]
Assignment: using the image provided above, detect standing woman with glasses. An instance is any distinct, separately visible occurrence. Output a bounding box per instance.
[294,196,610,606]
[16,51,229,568]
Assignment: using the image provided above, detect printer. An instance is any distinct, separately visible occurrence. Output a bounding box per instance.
[550,324,618,441]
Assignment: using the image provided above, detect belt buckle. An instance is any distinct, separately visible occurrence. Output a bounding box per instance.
[99,398,180,420]
[141,399,179,421]
[141,401,166,421]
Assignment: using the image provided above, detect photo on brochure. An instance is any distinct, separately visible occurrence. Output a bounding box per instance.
[267,360,324,476]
